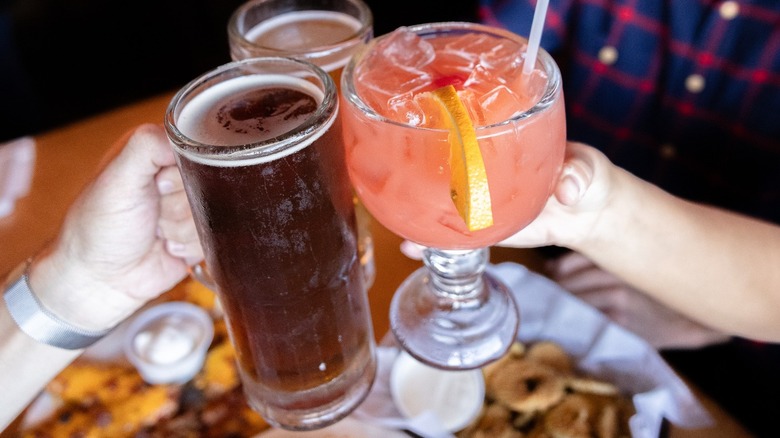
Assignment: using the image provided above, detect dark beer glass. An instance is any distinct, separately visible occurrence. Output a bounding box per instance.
[164,57,376,431]
[227,0,376,288]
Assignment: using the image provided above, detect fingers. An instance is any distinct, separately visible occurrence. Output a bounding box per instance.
[156,165,203,264]
[553,141,609,206]
[547,253,730,349]
[400,240,425,260]
[547,253,618,290]
[547,252,628,313]
[555,151,591,206]
[564,284,627,317]
[128,123,177,169]
[164,240,203,265]
[545,250,593,278]
[112,124,176,182]
[498,142,615,250]
[155,165,184,197]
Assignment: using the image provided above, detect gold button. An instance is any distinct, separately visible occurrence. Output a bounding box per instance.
[598,46,618,65]
[719,1,740,20]
[685,74,706,93]
[660,143,677,159]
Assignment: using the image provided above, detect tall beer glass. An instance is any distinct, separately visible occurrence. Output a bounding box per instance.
[228,0,376,287]
[165,57,376,430]
[228,0,372,83]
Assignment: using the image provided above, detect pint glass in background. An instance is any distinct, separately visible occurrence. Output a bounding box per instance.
[164,57,376,430]
[228,0,376,287]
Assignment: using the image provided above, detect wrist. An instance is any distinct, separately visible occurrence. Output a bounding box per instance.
[27,250,143,332]
[3,260,113,350]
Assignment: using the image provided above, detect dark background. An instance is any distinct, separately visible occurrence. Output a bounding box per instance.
[0,0,479,142]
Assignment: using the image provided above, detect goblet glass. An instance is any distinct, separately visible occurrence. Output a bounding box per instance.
[340,22,566,369]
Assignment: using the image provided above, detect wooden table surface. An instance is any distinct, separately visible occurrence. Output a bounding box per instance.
[0,91,753,437]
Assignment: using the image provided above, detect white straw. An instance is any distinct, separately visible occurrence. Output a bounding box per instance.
[523,0,550,75]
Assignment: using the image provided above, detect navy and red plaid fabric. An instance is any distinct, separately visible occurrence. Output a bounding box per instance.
[480,0,780,224]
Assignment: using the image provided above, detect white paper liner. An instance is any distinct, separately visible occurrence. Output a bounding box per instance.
[22,260,713,437]
[352,262,713,438]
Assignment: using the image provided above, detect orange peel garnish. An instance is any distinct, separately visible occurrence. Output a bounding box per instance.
[429,85,493,231]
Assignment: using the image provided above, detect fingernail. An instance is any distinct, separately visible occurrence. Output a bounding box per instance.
[558,166,584,205]
[399,241,423,260]
[185,256,204,266]
[157,179,174,195]
[166,240,186,255]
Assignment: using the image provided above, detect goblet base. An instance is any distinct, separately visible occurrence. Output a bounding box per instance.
[390,264,519,370]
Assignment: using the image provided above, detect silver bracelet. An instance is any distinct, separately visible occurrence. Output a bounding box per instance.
[3,264,111,350]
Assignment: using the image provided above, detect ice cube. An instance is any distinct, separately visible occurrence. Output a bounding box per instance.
[478,40,524,81]
[501,66,550,108]
[357,63,432,108]
[376,27,436,68]
[441,33,493,58]
[457,89,487,127]
[478,85,526,124]
[464,64,507,95]
[387,92,425,126]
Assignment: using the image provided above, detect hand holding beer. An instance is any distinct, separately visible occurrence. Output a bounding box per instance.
[164,58,376,431]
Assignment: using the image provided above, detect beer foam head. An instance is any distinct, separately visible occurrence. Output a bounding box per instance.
[245,11,363,73]
[244,11,363,50]
[234,9,368,73]
[173,74,334,167]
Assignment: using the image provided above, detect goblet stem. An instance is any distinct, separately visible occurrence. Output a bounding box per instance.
[390,247,520,370]
[424,248,489,301]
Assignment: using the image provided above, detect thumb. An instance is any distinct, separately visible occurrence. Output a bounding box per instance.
[108,124,176,188]
[554,142,596,206]
[66,124,175,217]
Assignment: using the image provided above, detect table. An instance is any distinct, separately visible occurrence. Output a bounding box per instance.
[0,91,753,437]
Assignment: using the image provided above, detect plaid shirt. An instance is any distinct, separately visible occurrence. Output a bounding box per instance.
[480,0,780,224]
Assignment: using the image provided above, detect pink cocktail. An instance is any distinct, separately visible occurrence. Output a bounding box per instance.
[344,25,565,249]
[341,22,566,369]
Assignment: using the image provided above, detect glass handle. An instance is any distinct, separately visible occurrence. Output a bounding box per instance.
[189,261,218,292]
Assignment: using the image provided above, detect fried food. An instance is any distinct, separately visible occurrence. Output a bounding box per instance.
[458,403,523,438]
[21,385,181,438]
[458,341,634,438]
[20,281,267,438]
[47,362,145,407]
[487,359,566,413]
[526,341,574,374]
[543,393,596,438]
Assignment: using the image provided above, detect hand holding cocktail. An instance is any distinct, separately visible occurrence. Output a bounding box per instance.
[341,22,566,369]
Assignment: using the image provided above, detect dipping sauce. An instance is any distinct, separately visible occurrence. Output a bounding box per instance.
[124,302,214,384]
